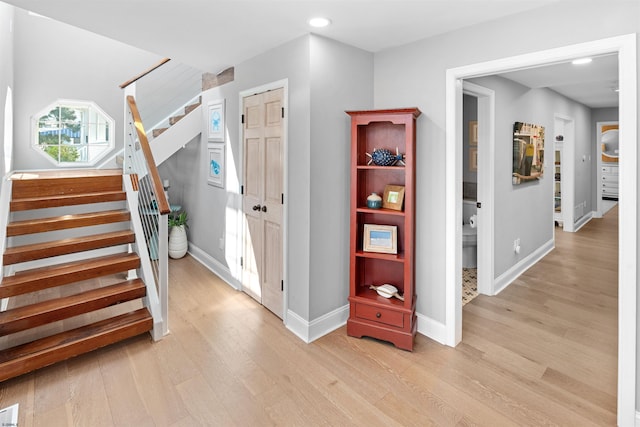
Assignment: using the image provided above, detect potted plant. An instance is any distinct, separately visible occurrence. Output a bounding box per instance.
[168,211,189,259]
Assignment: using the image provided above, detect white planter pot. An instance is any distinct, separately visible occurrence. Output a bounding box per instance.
[168,225,188,259]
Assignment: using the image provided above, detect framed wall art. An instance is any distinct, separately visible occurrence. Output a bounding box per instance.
[512,121,545,185]
[469,120,478,146]
[363,224,398,254]
[208,99,225,142]
[207,143,225,188]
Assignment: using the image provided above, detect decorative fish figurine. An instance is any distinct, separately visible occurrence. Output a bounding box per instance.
[369,284,404,301]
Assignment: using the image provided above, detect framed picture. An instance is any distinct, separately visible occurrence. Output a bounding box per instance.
[208,99,225,141]
[469,148,478,172]
[383,185,405,211]
[207,143,225,188]
[363,224,397,254]
[469,120,478,146]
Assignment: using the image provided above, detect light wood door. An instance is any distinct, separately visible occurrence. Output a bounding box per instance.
[242,88,284,318]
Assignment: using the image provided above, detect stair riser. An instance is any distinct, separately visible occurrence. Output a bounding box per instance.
[0,257,141,299]
[11,175,123,199]
[0,311,152,382]
[4,232,135,265]
[0,283,146,337]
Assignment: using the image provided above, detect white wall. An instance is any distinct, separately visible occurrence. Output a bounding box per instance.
[373,0,638,329]
[12,8,162,170]
[0,3,13,177]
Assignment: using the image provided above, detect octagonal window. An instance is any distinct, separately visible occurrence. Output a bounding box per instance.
[33,100,114,166]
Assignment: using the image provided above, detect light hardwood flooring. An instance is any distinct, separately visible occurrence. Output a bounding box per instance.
[0,207,618,426]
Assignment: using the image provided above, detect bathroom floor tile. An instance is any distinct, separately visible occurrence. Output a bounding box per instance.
[462,268,478,305]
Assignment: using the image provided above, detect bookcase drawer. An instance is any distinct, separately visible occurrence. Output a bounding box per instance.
[355,303,404,328]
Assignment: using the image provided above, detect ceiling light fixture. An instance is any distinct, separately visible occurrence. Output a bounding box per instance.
[572,57,593,65]
[309,17,331,28]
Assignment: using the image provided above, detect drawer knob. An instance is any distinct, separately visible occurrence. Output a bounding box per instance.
[376,312,381,318]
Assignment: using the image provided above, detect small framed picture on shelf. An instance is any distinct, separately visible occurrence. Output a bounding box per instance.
[363,224,397,254]
[383,185,405,211]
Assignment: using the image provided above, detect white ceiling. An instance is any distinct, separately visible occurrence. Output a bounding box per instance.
[3,0,618,108]
[498,54,619,108]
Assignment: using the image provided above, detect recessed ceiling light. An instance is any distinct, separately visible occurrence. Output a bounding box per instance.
[309,17,331,28]
[572,57,593,65]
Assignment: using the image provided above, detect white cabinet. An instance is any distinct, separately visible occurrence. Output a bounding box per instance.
[601,165,619,199]
[554,149,562,224]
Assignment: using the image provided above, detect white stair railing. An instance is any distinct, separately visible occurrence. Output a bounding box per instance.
[124,95,170,340]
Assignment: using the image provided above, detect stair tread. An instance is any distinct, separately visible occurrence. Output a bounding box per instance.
[10,169,122,180]
[4,230,136,265]
[10,170,123,199]
[0,308,152,381]
[0,279,146,337]
[7,210,131,237]
[0,253,140,298]
[10,191,126,211]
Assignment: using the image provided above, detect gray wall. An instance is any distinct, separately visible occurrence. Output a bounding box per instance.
[468,75,592,278]
[12,8,162,170]
[374,0,637,325]
[169,34,372,322]
[309,35,373,319]
[0,3,13,177]
[373,0,638,409]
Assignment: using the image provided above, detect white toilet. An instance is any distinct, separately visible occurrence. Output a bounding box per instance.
[462,200,477,268]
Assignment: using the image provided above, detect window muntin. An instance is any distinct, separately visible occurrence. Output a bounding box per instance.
[33,100,114,166]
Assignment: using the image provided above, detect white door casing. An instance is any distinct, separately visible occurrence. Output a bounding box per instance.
[445,34,636,426]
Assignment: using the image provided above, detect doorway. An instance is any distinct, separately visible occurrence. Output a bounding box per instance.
[241,86,286,318]
[445,34,637,424]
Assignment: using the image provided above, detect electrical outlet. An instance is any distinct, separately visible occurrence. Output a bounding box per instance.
[219,237,224,250]
[513,238,521,254]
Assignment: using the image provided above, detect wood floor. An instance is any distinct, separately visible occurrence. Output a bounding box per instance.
[0,207,618,426]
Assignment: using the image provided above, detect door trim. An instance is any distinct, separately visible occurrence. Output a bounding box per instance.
[462,82,494,297]
[445,34,637,425]
[239,79,289,322]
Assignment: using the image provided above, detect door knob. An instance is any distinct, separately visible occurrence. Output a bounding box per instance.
[261,205,267,213]
[252,204,261,211]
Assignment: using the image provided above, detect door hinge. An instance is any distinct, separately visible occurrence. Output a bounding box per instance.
[241,114,245,124]
[281,193,284,204]
[281,280,284,291]
[240,256,243,267]
[281,107,284,118]
[241,185,244,195]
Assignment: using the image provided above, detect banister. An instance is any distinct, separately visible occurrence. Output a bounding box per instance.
[119,58,171,89]
[126,95,171,215]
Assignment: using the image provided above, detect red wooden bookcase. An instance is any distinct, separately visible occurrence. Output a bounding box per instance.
[346,108,421,351]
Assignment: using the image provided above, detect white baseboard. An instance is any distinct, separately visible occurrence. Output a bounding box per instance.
[416,312,447,345]
[187,243,240,290]
[573,211,593,232]
[494,238,554,295]
[286,304,349,343]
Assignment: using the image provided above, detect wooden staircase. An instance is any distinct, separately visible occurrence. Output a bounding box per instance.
[151,96,201,138]
[0,169,153,382]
